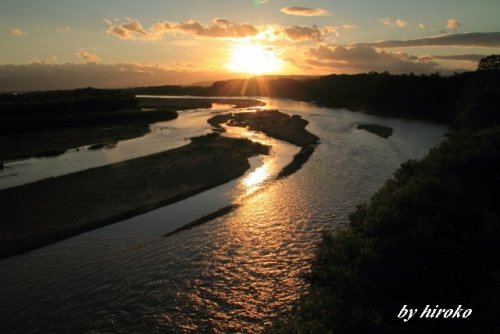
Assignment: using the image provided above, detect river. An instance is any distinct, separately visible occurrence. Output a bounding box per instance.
[0,98,446,333]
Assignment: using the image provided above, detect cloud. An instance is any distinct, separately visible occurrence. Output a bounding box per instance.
[107,18,259,40]
[106,18,335,42]
[57,26,71,33]
[11,28,28,36]
[342,24,358,30]
[447,19,460,31]
[379,18,407,28]
[105,19,148,39]
[306,44,438,74]
[0,63,243,92]
[76,50,101,63]
[282,25,323,41]
[280,6,329,17]
[29,56,58,65]
[396,19,407,28]
[364,32,500,48]
[430,54,485,62]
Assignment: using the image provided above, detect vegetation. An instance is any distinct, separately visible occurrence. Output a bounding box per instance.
[357,124,393,138]
[155,59,497,125]
[477,55,500,71]
[0,88,176,135]
[272,59,500,333]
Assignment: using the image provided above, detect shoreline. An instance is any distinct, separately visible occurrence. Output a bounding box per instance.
[0,134,268,258]
[162,109,319,236]
[0,107,319,259]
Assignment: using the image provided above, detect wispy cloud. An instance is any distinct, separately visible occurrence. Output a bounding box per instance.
[280,6,329,17]
[11,28,28,36]
[430,54,485,62]
[306,44,438,74]
[364,32,500,48]
[379,18,407,28]
[57,26,71,33]
[28,56,58,65]
[396,19,407,28]
[447,19,460,31]
[342,24,358,30]
[76,50,101,63]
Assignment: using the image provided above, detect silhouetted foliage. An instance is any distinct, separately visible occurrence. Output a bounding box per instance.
[203,72,481,123]
[274,128,500,333]
[477,55,500,71]
[0,88,176,135]
[272,69,500,333]
[125,85,206,96]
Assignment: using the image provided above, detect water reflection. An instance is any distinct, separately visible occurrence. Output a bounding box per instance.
[222,123,300,200]
[0,98,447,333]
[243,164,269,194]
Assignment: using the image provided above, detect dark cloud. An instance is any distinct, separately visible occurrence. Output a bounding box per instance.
[306,44,438,74]
[431,54,485,62]
[365,32,500,48]
[283,25,323,41]
[280,6,329,17]
[0,63,238,92]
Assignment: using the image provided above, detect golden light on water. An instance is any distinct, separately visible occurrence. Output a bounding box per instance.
[243,164,269,193]
[226,43,283,74]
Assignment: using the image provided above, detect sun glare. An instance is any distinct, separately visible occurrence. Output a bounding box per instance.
[226,43,283,75]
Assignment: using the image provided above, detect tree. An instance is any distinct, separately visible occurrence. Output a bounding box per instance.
[477,55,500,71]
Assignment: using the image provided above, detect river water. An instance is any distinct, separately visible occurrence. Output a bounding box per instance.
[0,98,446,333]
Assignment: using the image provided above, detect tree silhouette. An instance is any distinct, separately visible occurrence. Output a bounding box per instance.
[477,55,500,71]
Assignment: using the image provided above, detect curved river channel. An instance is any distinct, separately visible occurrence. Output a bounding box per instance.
[0,98,446,333]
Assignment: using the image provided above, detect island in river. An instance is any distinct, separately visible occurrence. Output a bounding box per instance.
[0,104,318,258]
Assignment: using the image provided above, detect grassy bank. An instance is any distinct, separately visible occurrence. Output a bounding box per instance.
[0,134,268,258]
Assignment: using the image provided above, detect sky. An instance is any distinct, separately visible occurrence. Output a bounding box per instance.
[1,0,500,90]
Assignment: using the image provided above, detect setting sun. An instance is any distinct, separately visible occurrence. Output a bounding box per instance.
[226,43,283,74]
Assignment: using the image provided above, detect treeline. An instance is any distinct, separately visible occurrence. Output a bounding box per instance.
[206,72,499,123]
[125,84,206,96]
[272,72,500,332]
[143,71,496,124]
[0,87,138,115]
[0,88,176,135]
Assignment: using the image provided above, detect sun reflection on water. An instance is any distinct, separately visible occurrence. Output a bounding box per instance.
[242,164,269,195]
[220,121,299,199]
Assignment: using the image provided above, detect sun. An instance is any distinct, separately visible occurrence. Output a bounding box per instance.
[226,43,283,75]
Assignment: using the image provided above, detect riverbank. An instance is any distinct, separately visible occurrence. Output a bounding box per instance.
[0,91,265,161]
[0,124,149,161]
[209,109,318,181]
[0,134,268,258]
[208,109,318,146]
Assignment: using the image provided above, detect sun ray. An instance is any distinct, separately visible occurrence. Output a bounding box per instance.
[226,42,283,75]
